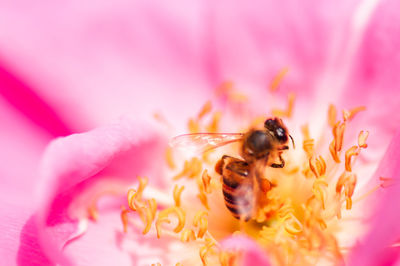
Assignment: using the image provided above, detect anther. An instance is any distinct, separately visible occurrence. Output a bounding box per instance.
[336,172,357,209]
[180,229,197,242]
[272,92,296,118]
[333,121,346,152]
[206,111,222,133]
[329,140,341,163]
[173,185,185,207]
[200,241,215,266]
[343,106,366,121]
[358,131,369,148]
[270,67,289,92]
[120,206,129,233]
[198,101,213,120]
[155,217,171,238]
[202,170,212,194]
[328,104,337,128]
[158,207,186,233]
[345,146,359,172]
[165,147,176,169]
[173,158,203,180]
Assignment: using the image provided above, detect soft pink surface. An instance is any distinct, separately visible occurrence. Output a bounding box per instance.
[348,129,400,266]
[221,236,271,265]
[1,0,400,265]
[35,118,166,264]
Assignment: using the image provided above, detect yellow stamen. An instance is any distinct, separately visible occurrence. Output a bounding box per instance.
[151,263,161,266]
[332,121,346,152]
[194,211,209,238]
[343,106,366,121]
[165,147,176,169]
[138,205,154,234]
[173,185,185,207]
[127,177,149,211]
[173,158,203,180]
[270,67,289,92]
[158,206,186,233]
[200,240,216,266]
[198,101,213,120]
[155,217,171,238]
[149,198,157,219]
[272,92,296,118]
[329,140,341,163]
[206,111,222,133]
[345,146,359,172]
[197,191,210,210]
[358,130,369,148]
[336,172,357,210]
[120,206,129,233]
[202,170,212,194]
[219,251,235,266]
[328,104,337,128]
[181,229,197,242]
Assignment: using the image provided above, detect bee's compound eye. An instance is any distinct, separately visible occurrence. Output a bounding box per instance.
[247,130,272,153]
[275,127,288,142]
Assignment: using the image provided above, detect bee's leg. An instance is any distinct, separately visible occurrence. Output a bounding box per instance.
[271,154,285,168]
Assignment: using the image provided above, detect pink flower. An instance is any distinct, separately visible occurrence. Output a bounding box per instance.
[1,0,400,265]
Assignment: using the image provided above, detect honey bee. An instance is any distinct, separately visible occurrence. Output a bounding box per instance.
[170,117,294,221]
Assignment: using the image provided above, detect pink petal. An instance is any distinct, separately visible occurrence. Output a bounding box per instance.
[348,128,400,265]
[338,0,400,158]
[0,0,211,130]
[0,81,54,264]
[36,118,167,264]
[221,235,270,266]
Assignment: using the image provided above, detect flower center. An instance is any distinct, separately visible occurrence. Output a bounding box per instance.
[119,79,383,266]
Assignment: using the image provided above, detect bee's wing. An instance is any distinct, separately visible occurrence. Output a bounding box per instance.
[169,133,244,154]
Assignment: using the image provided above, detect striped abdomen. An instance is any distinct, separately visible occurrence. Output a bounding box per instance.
[216,155,254,221]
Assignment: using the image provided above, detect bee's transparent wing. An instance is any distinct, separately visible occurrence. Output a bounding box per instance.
[169,133,244,154]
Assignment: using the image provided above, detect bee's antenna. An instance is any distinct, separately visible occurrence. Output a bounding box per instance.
[289,135,295,149]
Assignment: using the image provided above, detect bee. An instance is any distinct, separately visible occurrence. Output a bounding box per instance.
[170,117,294,221]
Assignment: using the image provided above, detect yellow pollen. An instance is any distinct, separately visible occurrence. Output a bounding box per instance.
[151,263,161,266]
[328,104,337,127]
[309,156,327,178]
[358,130,369,148]
[345,146,359,172]
[173,185,185,207]
[270,67,289,92]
